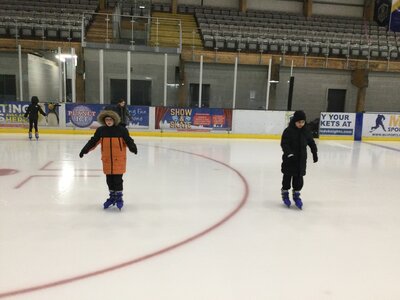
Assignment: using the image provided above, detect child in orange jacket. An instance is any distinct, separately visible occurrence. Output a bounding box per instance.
[79,110,137,210]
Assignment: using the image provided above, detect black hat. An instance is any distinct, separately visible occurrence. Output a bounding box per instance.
[292,110,306,123]
[31,96,39,104]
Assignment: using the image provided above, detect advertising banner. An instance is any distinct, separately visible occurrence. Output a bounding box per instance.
[0,101,48,127]
[232,110,289,136]
[375,0,391,26]
[129,106,150,129]
[390,0,400,32]
[362,113,400,140]
[66,104,101,128]
[66,104,149,129]
[319,112,356,139]
[155,107,232,131]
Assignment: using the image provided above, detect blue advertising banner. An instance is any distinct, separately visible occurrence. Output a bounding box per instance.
[128,106,149,129]
[319,112,356,140]
[155,107,232,131]
[0,101,47,127]
[66,104,149,129]
[390,0,400,32]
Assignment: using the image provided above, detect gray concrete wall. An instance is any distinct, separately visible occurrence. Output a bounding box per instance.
[178,0,364,18]
[274,67,358,120]
[202,0,236,8]
[0,52,29,101]
[185,62,268,109]
[84,49,180,105]
[185,63,357,120]
[27,54,59,102]
[248,0,303,14]
[183,62,400,121]
[313,2,363,18]
[365,72,400,112]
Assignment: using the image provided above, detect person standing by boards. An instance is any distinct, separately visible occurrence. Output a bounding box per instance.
[24,96,47,140]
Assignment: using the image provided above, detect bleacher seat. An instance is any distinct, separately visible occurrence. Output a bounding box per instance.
[389,46,399,58]
[34,25,45,38]
[225,36,236,50]
[341,43,350,56]
[310,42,321,55]
[379,45,389,58]
[0,22,7,35]
[351,44,360,56]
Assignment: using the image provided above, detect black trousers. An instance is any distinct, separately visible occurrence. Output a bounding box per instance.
[106,174,123,191]
[282,174,304,191]
[28,119,38,132]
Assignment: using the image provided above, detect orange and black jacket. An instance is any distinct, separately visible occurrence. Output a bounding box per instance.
[81,125,137,175]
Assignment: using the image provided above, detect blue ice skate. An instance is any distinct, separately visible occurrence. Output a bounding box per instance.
[293,191,303,210]
[281,189,291,208]
[35,132,39,140]
[29,132,32,140]
[103,191,116,209]
[115,191,124,210]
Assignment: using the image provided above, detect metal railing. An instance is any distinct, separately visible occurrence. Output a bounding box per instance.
[82,11,185,52]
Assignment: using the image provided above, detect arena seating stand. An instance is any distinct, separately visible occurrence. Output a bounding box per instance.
[167,4,400,60]
[0,0,98,41]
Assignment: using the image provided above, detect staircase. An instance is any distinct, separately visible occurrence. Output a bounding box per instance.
[85,9,114,43]
[150,12,202,49]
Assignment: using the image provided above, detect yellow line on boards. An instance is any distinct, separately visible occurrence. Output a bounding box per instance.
[318,136,354,140]
[362,136,400,142]
[0,127,281,139]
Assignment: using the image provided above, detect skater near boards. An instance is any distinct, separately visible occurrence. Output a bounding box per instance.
[24,96,47,140]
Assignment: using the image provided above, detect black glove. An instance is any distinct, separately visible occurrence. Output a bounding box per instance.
[79,151,85,158]
[129,143,138,155]
[313,152,318,163]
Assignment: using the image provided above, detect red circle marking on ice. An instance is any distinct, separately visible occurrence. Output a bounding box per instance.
[0,169,18,176]
[0,146,249,298]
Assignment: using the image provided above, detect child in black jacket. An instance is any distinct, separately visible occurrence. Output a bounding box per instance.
[24,96,47,140]
[280,110,318,209]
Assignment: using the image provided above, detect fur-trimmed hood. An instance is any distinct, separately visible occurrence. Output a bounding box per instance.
[97,110,121,126]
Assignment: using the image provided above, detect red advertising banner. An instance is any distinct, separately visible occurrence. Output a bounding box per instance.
[155,107,232,131]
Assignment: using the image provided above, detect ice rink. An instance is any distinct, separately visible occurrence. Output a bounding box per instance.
[0,133,400,300]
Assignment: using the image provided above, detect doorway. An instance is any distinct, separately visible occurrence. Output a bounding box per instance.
[189,83,210,107]
[327,89,346,112]
[0,74,16,102]
[110,79,151,106]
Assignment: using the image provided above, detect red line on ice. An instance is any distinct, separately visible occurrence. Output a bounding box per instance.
[1,146,249,298]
